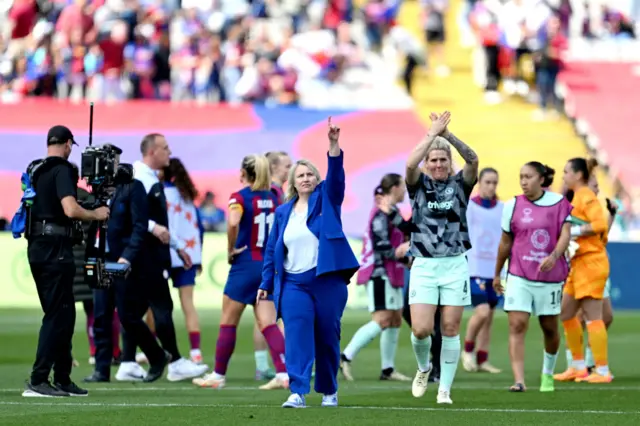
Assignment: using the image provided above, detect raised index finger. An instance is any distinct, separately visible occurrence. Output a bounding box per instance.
[328,116,332,127]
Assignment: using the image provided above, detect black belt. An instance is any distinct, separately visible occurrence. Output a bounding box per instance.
[31,221,73,237]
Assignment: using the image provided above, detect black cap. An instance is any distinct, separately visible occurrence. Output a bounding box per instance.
[47,125,78,146]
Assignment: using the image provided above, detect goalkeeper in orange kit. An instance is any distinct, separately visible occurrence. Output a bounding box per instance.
[555,158,612,384]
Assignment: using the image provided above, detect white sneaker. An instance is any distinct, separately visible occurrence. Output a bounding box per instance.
[167,358,209,382]
[135,352,148,364]
[321,393,338,407]
[340,357,354,381]
[461,351,477,372]
[190,349,203,364]
[282,393,306,408]
[437,389,453,404]
[259,373,289,390]
[477,362,502,373]
[192,372,225,388]
[382,370,412,381]
[115,362,147,381]
[412,365,432,398]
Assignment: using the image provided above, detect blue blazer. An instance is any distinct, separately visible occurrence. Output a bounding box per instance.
[259,150,359,313]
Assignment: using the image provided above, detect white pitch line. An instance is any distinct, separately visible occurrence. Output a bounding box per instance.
[1,384,640,393]
[0,401,639,415]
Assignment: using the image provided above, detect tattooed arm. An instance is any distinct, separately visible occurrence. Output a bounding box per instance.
[444,132,479,187]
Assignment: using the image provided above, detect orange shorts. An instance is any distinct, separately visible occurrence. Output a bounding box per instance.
[563,254,610,300]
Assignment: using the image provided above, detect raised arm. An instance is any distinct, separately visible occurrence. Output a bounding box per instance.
[326,117,345,206]
[260,212,281,293]
[442,132,479,188]
[406,112,451,186]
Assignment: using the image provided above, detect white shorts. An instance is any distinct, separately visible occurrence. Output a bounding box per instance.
[603,278,611,299]
[367,276,404,313]
[503,274,563,316]
[409,254,471,307]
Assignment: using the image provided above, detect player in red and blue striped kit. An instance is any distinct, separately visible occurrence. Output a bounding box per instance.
[193,154,289,390]
[250,151,292,380]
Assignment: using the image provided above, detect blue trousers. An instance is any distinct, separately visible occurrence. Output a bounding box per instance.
[281,268,348,396]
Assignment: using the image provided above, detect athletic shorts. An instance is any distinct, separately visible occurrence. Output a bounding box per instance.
[409,254,471,307]
[170,266,198,288]
[366,275,404,313]
[224,262,273,305]
[564,253,609,300]
[503,274,563,316]
[470,276,502,308]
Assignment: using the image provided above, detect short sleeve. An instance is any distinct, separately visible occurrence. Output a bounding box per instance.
[406,173,425,199]
[228,192,245,213]
[501,198,516,233]
[55,165,77,201]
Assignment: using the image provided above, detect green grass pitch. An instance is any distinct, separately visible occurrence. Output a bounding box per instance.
[1,308,639,425]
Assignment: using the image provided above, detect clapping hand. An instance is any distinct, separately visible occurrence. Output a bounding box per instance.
[428,111,451,138]
[328,116,340,144]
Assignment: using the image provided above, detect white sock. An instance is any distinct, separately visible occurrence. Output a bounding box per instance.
[585,346,595,368]
[565,348,573,367]
[254,350,270,372]
[438,335,461,393]
[380,327,400,370]
[542,351,558,375]
[410,333,432,372]
[343,321,382,361]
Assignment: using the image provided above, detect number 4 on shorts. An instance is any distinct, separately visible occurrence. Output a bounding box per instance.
[463,280,468,294]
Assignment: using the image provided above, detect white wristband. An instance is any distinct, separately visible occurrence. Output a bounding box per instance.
[570,225,582,237]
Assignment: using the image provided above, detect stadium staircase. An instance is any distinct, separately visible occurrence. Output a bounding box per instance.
[395,0,613,199]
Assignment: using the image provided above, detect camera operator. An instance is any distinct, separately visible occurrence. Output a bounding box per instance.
[84,159,171,383]
[69,164,122,367]
[116,133,207,382]
[22,125,110,398]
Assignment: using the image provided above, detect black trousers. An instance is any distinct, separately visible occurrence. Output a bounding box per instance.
[93,266,165,376]
[122,265,181,362]
[403,287,442,373]
[29,261,76,385]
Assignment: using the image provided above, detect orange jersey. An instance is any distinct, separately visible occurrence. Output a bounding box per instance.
[569,186,608,257]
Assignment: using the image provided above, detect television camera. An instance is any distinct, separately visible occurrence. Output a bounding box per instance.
[80,103,132,289]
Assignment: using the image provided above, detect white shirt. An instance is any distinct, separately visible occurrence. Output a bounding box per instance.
[466,200,503,278]
[165,185,202,268]
[283,209,319,273]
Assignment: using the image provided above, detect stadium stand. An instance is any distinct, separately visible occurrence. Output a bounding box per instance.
[0,0,411,109]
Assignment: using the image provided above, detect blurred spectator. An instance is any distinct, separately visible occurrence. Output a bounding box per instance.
[0,0,411,107]
[421,0,450,77]
[198,191,226,232]
[466,0,636,109]
[532,14,567,121]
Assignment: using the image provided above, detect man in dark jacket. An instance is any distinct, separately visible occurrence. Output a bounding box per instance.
[84,163,169,383]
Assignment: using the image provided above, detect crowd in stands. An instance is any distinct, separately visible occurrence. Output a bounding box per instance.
[466,0,637,116]
[0,0,412,107]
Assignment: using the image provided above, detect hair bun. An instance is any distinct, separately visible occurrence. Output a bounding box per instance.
[587,158,598,173]
[543,165,555,176]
